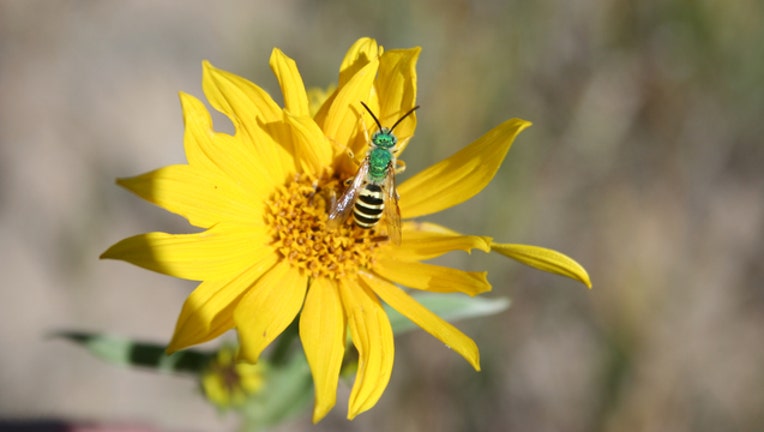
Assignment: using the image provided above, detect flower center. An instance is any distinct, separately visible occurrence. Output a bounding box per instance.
[264,174,384,280]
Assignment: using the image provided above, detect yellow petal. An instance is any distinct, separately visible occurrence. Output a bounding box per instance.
[202,61,295,182]
[392,221,491,261]
[373,258,491,296]
[403,220,462,235]
[234,261,308,363]
[270,48,310,117]
[167,251,279,353]
[312,38,380,132]
[375,47,421,153]
[284,112,333,175]
[203,60,281,122]
[169,281,236,353]
[299,278,346,423]
[320,59,379,162]
[398,118,532,219]
[116,164,263,228]
[338,37,381,87]
[100,224,270,281]
[492,243,592,288]
[338,277,394,420]
[360,272,480,371]
[307,85,335,118]
[179,92,278,196]
[178,91,216,171]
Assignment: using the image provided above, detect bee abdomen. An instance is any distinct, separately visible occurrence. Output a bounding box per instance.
[353,184,384,228]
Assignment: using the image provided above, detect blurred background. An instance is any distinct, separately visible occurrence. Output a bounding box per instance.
[1,0,762,431]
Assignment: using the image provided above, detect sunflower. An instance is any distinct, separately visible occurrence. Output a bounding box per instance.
[101,37,590,422]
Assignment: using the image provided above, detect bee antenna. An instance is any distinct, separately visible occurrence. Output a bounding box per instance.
[360,101,383,132]
[390,105,420,132]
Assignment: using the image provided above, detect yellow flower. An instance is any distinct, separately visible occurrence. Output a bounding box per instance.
[101,37,590,422]
[202,345,264,409]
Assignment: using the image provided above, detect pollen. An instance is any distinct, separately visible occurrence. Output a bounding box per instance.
[264,175,383,280]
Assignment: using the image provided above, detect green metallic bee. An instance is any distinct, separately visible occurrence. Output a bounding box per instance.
[328,102,420,244]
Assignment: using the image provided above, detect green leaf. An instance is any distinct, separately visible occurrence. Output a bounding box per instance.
[242,350,313,428]
[55,331,211,374]
[384,293,510,335]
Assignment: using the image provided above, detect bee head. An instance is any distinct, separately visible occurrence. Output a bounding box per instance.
[360,101,420,150]
[371,129,397,149]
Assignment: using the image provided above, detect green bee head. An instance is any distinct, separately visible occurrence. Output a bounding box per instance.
[371,129,397,149]
[361,102,420,150]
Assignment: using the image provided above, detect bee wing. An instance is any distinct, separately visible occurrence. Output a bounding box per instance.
[382,163,402,245]
[327,159,369,230]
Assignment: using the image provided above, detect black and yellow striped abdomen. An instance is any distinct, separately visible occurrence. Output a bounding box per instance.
[353,183,384,228]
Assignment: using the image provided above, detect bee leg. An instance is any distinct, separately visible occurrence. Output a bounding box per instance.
[327,136,346,153]
[394,159,406,175]
[329,137,362,168]
[359,109,372,144]
[308,177,319,195]
[327,188,337,209]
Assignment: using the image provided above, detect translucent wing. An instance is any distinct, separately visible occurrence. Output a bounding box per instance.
[382,162,402,245]
[327,159,369,230]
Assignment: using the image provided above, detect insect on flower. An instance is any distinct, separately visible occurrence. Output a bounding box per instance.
[100,37,591,423]
[327,102,419,244]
